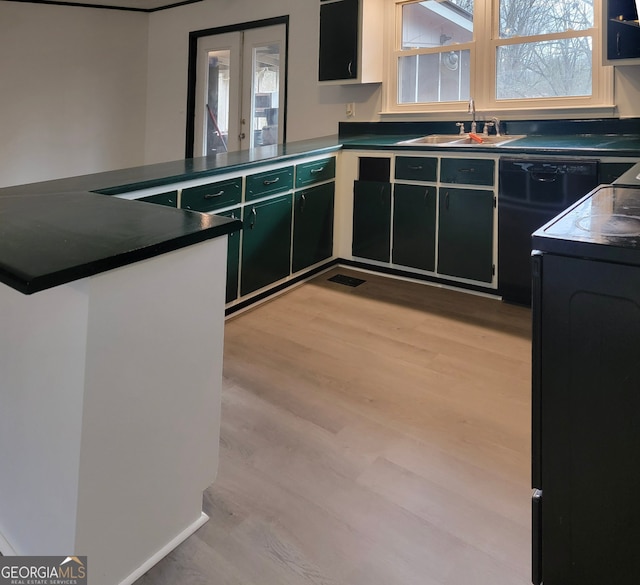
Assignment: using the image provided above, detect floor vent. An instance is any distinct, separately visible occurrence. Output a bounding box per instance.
[328,274,366,287]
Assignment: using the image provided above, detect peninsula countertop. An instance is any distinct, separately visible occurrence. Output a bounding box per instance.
[0,137,342,295]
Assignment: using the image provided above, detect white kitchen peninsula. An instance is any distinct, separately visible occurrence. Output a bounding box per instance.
[0,190,238,585]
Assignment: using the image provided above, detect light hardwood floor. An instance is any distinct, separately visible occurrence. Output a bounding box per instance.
[136,267,532,585]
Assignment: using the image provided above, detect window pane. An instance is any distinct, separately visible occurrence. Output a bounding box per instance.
[499,0,593,38]
[399,50,470,103]
[252,44,280,147]
[496,38,592,99]
[206,50,230,154]
[402,0,473,50]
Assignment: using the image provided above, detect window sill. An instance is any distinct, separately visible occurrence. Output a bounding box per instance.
[378,104,618,121]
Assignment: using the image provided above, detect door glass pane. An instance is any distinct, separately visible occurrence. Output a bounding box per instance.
[496,38,592,99]
[398,50,470,103]
[206,50,230,154]
[401,0,473,50]
[252,44,280,147]
[499,0,593,38]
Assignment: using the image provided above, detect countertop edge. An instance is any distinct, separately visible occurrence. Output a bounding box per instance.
[94,144,344,195]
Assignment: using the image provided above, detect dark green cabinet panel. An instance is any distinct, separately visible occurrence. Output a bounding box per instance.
[246,166,293,201]
[241,195,292,296]
[392,184,436,272]
[395,156,438,182]
[181,177,242,212]
[598,161,635,184]
[217,207,242,303]
[352,180,391,262]
[139,191,178,207]
[440,158,495,186]
[293,183,335,272]
[438,188,494,282]
[319,0,359,81]
[295,157,336,188]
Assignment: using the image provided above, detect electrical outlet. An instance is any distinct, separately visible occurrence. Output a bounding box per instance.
[346,102,355,118]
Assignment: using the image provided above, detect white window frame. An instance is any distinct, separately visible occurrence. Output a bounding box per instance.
[383,0,615,118]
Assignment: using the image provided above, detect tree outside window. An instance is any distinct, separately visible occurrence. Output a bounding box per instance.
[393,0,601,110]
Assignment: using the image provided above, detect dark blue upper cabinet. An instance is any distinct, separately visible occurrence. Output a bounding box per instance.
[605,0,640,62]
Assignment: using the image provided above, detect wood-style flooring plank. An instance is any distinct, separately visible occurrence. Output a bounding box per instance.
[136,268,532,585]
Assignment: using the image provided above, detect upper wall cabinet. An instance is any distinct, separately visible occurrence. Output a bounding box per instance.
[318,0,384,84]
[603,0,640,63]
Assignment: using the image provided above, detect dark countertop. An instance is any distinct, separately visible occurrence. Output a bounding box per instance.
[340,133,640,157]
[0,136,340,295]
[2,136,343,197]
[0,191,240,295]
[339,119,640,157]
[3,125,639,296]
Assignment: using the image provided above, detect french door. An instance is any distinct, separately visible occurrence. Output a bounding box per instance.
[193,24,286,156]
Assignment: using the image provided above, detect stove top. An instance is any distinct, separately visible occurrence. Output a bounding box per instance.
[533,185,640,265]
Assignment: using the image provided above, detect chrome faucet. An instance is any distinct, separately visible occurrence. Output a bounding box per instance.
[491,116,502,136]
[468,98,476,133]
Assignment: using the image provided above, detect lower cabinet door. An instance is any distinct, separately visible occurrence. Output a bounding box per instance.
[438,188,494,283]
[392,183,436,272]
[241,194,293,296]
[352,180,392,262]
[292,182,335,273]
[216,207,241,303]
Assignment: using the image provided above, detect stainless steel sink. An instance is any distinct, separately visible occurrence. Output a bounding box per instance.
[396,134,465,145]
[396,134,526,147]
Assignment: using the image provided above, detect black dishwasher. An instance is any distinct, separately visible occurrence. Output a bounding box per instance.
[498,158,598,305]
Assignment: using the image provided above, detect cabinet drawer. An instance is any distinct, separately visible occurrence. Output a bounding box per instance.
[246,166,294,201]
[295,157,336,188]
[181,177,242,212]
[395,156,437,182]
[138,191,178,207]
[440,158,495,186]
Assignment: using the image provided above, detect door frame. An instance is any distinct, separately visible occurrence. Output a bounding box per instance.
[186,16,289,159]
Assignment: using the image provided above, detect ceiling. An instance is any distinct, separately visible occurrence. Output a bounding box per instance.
[11,0,203,11]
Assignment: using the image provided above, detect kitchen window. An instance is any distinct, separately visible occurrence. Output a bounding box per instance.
[386,0,613,115]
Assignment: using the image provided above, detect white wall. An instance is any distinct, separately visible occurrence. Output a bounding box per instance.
[144,0,382,164]
[615,67,640,118]
[1,0,640,185]
[0,2,148,188]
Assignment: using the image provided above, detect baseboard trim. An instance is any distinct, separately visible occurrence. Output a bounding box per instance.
[225,259,339,317]
[338,259,500,298]
[224,257,501,317]
[0,528,18,555]
[118,512,209,585]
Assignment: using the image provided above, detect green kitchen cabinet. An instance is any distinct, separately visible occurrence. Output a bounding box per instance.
[438,188,494,283]
[245,166,294,201]
[241,194,293,296]
[139,190,178,207]
[217,207,242,303]
[440,158,495,186]
[181,177,242,212]
[319,0,359,81]
[352,180,392,262]
[392,184,436,272]
[293,182,335,273]
[295,157,336,188]
[395,156,438,182]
